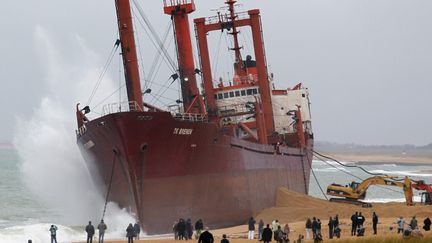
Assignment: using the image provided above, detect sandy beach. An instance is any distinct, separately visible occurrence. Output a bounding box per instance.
[75,188,432,243]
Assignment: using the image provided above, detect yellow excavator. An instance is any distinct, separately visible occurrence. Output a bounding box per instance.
[326,176,414,207]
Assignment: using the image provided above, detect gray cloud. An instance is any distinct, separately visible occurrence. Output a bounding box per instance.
[1,0,431,145]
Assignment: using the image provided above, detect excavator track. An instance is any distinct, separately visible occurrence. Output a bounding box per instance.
[329,198,372,208]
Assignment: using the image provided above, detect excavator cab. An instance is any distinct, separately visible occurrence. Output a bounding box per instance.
[349,181,360,190]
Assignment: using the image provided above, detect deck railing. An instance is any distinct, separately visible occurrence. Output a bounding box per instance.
[163,0,194,7]
[102,101,143,115]
[172,113,207,122]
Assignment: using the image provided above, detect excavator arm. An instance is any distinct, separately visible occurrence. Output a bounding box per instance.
[327,176,414,206]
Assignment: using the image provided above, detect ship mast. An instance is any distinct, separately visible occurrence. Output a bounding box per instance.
[164,0,205,114]
[194,1,275,134]
[114,0,143,111]
[226,0,247,82]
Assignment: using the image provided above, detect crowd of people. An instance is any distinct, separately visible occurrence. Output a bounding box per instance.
[36,213,431,243]
[173,218,204,240]
[395,215,431,238]
[249,217,303,243]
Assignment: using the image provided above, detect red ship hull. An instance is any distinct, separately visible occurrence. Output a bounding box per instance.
[77,111,312,233]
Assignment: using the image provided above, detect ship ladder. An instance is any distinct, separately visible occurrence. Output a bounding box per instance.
[101,151,118,221]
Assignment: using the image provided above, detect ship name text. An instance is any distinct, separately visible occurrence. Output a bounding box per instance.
[173,128,193,135]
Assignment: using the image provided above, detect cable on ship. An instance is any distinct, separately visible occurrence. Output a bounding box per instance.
[101,150,118,222]
[309,149,405,195]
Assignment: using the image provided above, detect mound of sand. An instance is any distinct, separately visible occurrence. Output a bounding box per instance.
[257,187,432,224]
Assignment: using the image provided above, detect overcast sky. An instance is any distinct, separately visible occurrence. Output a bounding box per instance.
[1,0,431,145]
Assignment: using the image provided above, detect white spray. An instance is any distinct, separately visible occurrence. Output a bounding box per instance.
[10,26,136,243]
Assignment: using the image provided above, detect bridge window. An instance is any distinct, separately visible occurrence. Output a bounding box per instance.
[247,89,253,95]
[224,93,229,99]
[229,91,234,98]
[241,90,246,96]
[235,91,240,97]
[253,89,258,95]
[218,93,223,100]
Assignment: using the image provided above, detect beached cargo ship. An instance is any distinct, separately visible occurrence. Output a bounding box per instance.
[76,0,314,233]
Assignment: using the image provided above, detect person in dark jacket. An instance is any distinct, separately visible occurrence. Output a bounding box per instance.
[186,218,193,240]
[133,222,140,240]
[423,217,431,231]
[328,217,334,239]
[248,217,256,239]
[177,218,186,240]
[334,214,339,228]
[311,217,318,239]
[262,224,273,243]
[351,212,358,236]
[126,223,134,243]
[358,212,365,227]
[49,225,58,243]
[316,219,322,235]
[372,212,378,235]
[198,227,214,243]
[85,221,95,243]
[195,219,204,239]
[220,234,229,243]
[410,216,418,229]
[274,225,282,243]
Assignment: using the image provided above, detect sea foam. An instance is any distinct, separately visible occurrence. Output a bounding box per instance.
[9,26,136,243]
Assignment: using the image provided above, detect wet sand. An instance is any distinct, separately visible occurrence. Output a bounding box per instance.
[75,188,432,243]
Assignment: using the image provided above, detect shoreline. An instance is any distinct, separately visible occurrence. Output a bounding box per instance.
[316,152,432,165]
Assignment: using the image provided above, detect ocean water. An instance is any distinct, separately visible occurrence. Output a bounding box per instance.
[1,146,431,243]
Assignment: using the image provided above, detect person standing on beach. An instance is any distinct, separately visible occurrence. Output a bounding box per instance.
[221,234,229,243]
[274,225,282,243]
[258,219,264,241]
[272,219,280,232]
[177,218,186,240]
[316,219,322,236]
[186,218,193,240]
[173,221,179,240]
[311,217,318,239]
[85,221,95,243]
[262,224,273,243]
[195,219,204,239]
[305,218,312,240]
[396,216,405,234]
[198,227,214,243]
[126,223,134,243]
[247,217,256,239]
[327,217,334,239]
[97,220,107,243]
[49,225,58,243]
[372,212,378,235]
[358,212,365,227]
[410,216,418,229]
[133,222,140,240]
[351,212,358,236]
[283,224,290,243]
[423,217,431,231]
